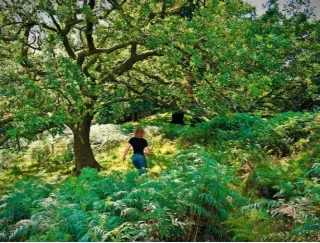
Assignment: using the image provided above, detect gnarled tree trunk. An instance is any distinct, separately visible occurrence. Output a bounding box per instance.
[71,115,101,175]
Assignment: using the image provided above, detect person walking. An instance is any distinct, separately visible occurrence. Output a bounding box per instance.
[122,127,151,175]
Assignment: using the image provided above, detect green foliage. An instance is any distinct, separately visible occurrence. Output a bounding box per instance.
[0,180,53,240]
[225,209,276,241]
[160,111,320,241]
[163,112,316,163]
[1,0,320,240]
[0,148,246,241]
[9,219,33,242]
[1,111,320,241]
[28,141,52,163]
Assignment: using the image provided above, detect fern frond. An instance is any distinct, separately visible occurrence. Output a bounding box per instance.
[9,219,33,241]
[190,204,212,218]
[120,207,140,220]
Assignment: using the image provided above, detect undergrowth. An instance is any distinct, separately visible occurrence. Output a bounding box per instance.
[1,149,246,241]
[0,111,319,241]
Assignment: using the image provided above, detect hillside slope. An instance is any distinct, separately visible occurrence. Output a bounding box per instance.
[0,112,319,241]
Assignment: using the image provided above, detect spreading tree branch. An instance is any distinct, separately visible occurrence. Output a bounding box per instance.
[133,68,171,85]
[85,0,96,51]
[77,41,137,66]
[101,50,162,83]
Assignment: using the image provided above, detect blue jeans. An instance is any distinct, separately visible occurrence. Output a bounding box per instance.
[132,154,147,175]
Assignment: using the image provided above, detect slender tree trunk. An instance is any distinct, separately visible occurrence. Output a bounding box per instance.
[132,111,138,122]
[71,115,101,175]
[0,134,10,147]
[17,137,21,151]
[171,112,185,125]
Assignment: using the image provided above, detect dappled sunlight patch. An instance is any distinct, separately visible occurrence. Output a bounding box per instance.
[101,165,129,175]
[0,171,16,193]
[140,112,171,123]
[158,142,176,155]
[95,128,179,174]
[149,165,165,174]
[96,141,131,173]
[138,113,194,125]
[35,171,69,184]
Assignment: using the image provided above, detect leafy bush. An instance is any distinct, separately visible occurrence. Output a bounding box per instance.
[28,140,52,163]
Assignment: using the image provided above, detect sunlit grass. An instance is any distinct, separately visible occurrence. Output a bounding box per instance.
[97,141,131,173]
[0,128,179,194]
[122,112,194,127]
[96,132,178,176]
[0,119,180,190]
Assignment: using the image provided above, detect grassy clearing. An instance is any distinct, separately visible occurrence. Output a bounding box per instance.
[0,117,179,194]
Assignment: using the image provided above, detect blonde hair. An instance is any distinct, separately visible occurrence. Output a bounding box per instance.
[134,126,146,138]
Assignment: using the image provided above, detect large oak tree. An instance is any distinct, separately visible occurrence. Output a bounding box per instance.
[0,0,192,172]
[1,0,318,172]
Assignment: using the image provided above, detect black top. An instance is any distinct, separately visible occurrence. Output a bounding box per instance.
[129,137,148,154]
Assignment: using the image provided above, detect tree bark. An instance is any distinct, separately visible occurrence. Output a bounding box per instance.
[171,112,185,125]
[71,115,101,175]
[132,112,139,122]
[0,134,10,147]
